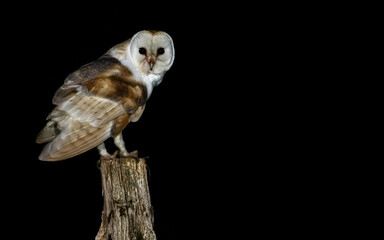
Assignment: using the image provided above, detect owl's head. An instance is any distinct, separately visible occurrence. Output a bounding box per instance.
[128,30,175,76]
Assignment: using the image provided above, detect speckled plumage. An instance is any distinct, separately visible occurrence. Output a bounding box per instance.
[36,30,175,161]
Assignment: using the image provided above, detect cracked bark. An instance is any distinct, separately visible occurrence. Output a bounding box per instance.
[96,151,156,240]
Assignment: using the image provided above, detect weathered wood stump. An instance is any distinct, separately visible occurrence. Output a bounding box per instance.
[96,151,156,240]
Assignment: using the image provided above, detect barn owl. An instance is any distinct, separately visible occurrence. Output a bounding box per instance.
[36,30,175,161]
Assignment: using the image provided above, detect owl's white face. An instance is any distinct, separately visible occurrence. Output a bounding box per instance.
[129,30,175,75]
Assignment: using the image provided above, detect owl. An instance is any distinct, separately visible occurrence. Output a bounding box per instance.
[36,30,175,161]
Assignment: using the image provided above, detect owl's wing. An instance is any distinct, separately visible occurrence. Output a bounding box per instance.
[36,89,128,161]
[36,56,146,161]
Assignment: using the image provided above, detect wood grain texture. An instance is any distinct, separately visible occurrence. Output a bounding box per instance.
[96,151,156,240]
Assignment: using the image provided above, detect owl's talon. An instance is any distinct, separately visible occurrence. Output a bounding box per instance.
[112,151,119,158]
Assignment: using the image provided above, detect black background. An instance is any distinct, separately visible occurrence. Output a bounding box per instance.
[1,3,360,239]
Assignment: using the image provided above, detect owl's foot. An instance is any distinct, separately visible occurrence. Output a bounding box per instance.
[98,143,115,160]
[120,150,138,158]
[100,150,119,159]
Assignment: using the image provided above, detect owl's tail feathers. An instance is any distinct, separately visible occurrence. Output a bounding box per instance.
[36,121,58,144]
[37,117,112,161]
[36,108,67,144]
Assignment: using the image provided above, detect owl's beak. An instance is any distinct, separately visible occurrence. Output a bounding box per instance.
[147,55,156,70]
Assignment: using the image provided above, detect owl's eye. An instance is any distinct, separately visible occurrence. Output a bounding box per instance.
[157,48,165,55]
[139,48,146,55]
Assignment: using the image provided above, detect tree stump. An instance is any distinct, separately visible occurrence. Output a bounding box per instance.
[96,151,156,240]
